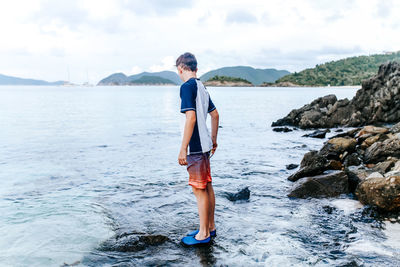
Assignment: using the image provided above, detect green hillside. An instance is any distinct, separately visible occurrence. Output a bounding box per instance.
[276,51,400,86]
[128,75,175,85]
[207,75,252,84]
[200,66,289,85]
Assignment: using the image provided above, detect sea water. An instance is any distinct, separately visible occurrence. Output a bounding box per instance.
[0,85,399,266]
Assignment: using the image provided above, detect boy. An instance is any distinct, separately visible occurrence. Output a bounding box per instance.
[176,52,219,246]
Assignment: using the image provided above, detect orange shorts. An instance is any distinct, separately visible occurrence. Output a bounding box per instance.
[186,151,212,189]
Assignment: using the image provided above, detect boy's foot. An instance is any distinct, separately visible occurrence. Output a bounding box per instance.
[181,235,211,246]
[187,229,216,237]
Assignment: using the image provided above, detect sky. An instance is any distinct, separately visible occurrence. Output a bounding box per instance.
[0,0,399,84]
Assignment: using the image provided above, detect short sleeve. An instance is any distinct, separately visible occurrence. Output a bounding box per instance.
[180,82,197,113]
[208,96,216,113]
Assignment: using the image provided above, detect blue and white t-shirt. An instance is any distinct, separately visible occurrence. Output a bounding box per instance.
[180,77,216,155]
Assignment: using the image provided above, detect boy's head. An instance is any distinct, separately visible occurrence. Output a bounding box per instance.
[176,52,197,80]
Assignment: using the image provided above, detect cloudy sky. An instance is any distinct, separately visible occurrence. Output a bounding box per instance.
[1,0,399,83]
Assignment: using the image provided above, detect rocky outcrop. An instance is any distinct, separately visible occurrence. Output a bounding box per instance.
[272,62,400,129]
[288,171,349,198]
[287,124,400,212]
[355,176,400,211]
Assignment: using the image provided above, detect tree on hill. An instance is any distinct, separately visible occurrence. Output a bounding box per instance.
[276,52,400,86]
[207,75,252,84]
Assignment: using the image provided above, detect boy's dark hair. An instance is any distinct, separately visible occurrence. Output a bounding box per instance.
[175,52,197,71]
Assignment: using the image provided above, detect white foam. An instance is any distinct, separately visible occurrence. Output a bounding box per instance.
[330,198,364,215]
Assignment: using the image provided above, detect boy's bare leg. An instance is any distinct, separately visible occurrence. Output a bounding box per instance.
[192,187,210,240]
[206,182,216,231]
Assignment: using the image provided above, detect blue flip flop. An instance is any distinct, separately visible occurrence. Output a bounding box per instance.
[187,229,217,237]
[181,235,211,246]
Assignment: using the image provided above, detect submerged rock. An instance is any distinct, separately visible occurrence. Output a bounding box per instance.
[288,171,349,198]
[302,129,329,138]
[224,187,250,201]
[272,127,293,132]
[99,233,169,252]
[355,176,400,211]
[272,62,400,129]
[286,163,299,170]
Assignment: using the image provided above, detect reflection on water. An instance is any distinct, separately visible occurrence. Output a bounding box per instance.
[0,85,399,266]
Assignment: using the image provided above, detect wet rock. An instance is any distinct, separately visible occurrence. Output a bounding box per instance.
[99,233,169,252]
[286,163,299,170]
[272,62,400,129]
[327,160,342,170]
[224,187,250,201]
[345,167,373,193]
[288,150,328,182]
[288,171,349,198]
[360,134,388,149]
[392,160,400,172]
[272,127,293,132]
[319,137,357,160]
[364,138,400,164]
[371,159,396,174]
[355,176,400,211]
[302,129,329,138]
[390,122,400,133]
[343,153,361,167]
[329,128,361,139]
[335,129,344,132]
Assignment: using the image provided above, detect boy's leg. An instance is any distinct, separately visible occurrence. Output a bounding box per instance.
[192,187,210,240]
[206,182,216,231]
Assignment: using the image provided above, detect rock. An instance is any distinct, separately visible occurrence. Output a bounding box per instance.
[372,159,396,174]
[385,171,400,177]
[364,138,400,163]
[330,128,361,139]
[273,127,293,132]
[355,176,400,211]
[286,164,299,170]
[224,187,250,201]
[390,122,400,133]
[99,233,169,252]
[302,129,329,138]
[272,62,400,129]
[360,134,386,148]
[343,153,361,167]
[366,172,384,179]
[345,167,374,193]
[356,125,389,137]
[319,137,357,160]
[392,160,400,172]
[288,171,349,198]
[335,129,344,132]
[288,150,328,182]
[327,160,342,170]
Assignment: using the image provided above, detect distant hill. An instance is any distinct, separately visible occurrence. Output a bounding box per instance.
[129,75,175,85]
[200,66,290,85]
[98,71,181,85]
[275,51,400,86]
[0,73,66,85]
[204,75,253,87]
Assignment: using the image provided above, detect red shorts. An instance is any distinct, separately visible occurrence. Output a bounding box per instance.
[186,151,212,189]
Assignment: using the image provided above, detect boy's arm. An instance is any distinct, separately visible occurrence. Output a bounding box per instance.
[178,110,196,165]
[209,109,219,153]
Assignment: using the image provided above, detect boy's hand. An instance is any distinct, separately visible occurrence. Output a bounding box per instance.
[178,148,188,165]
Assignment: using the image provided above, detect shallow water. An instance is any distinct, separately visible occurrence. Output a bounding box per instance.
[0,85,399,266]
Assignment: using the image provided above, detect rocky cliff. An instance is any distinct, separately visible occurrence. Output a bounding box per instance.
[272,62,400,129]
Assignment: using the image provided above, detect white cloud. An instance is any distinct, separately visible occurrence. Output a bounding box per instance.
[0,0,399,83]
[149,56,176,72]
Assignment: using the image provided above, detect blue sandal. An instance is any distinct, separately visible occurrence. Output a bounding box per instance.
[181,235,211,246]
[187,229,216,237]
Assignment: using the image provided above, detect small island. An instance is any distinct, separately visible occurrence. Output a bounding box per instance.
[204,75,253,87]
